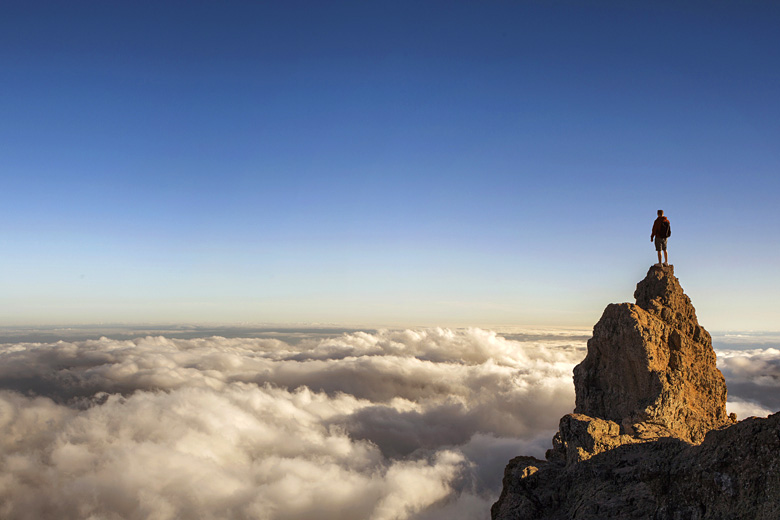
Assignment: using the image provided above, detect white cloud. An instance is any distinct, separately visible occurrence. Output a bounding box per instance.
[0,329,776,519]
[726,397,773,419]
[0,328,583,520]
[717,348,780,384]
[717,347,780,414]
[0,385,464,520]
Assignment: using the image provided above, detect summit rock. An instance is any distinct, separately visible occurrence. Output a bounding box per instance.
[573,265,731,445]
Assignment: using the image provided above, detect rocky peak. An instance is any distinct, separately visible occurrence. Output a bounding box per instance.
[492,266,778,520]
[568,265,730,449]
[634,265,701,333]
[491,266,780,520]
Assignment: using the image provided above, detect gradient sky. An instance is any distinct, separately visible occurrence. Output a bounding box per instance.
[1,1,779,329]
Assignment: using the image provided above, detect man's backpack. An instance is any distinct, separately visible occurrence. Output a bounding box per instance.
[660,220,671,238]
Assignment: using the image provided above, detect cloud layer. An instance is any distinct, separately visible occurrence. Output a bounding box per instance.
[0,328,585,520]
[0,328,775,519]
[717,347,780,417]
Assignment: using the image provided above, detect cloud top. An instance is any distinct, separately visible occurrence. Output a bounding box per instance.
[0,328,774,519]
[717,347,780,416]
[0,329,583,520]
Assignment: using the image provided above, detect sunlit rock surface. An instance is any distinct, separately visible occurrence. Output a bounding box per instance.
[492,266,780,519]
[574,264,731,446]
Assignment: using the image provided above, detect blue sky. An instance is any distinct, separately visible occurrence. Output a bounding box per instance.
[1,1,779,329]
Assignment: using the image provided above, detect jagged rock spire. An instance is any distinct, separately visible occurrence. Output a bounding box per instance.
[572,265,730,444]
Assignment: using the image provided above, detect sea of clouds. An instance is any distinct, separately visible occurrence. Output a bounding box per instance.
[0,328,776,520]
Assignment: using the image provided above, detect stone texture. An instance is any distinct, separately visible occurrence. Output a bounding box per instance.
[492,265,779,519]
[546,413,640,465]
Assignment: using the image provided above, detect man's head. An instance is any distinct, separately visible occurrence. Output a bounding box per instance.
[657,209,664,216]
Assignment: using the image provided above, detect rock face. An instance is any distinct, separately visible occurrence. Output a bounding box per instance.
[492,266,780,519]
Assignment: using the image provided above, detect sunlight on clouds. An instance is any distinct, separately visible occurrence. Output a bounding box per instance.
[0,328,583,520]
[0,328,774,519]
[0,386,459,520]
[726,397,773,419]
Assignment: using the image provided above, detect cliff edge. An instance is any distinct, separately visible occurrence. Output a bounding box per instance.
[492,266,780,519]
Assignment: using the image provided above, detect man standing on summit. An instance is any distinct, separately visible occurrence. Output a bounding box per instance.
[651,209,671,266]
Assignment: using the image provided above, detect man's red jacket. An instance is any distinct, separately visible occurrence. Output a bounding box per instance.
[651,216,670,240]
